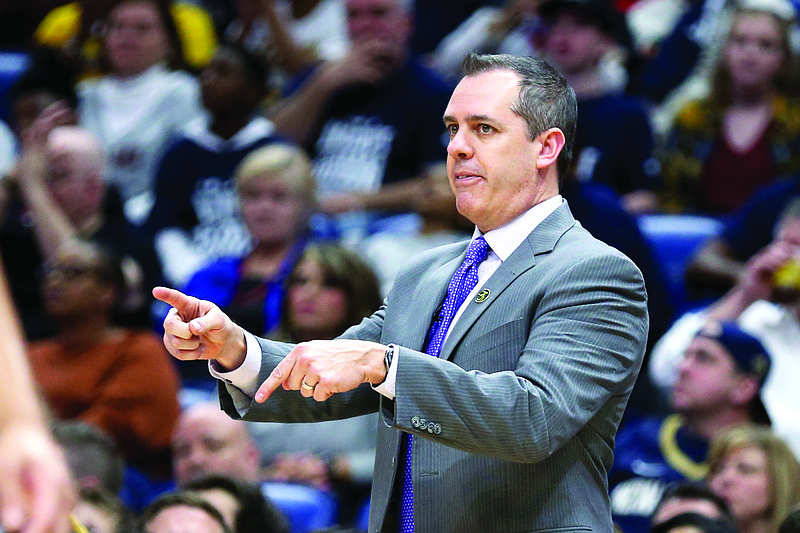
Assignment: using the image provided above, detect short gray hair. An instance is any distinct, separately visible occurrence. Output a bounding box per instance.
[461,53,578,179]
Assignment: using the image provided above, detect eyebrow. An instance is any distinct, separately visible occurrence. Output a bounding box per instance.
[442,114,495,124]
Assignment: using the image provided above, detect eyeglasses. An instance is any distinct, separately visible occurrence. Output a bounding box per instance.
[40,263,100,282]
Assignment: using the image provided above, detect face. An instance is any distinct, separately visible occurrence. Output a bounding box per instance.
[544,9,611,75]
[172,405,260,485]
[345,0,411,47]
[145,505,226,533]
[40,247,111,317]
[287,257,349,340]
[104,0,170,77]
[670,336,744,414]
[74,501,118,533]
[200,47,259,115]
[238,175,308,246]
[444,70,550,232]
[46,150,104,224]
[708,446,772,523]
[725,13,785,92]
[195,489,238,532]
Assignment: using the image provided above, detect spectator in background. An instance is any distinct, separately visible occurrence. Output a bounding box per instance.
[1,107,161,338]
[650,199,800,458]
[27,240,181,482]
[33,0,217,77]
[540,0,661,215]
[138,491,232,533]
[707,424,800,533]
[270,243,382,343]
[657,1,800,216]
[223,0,349,80]
[428,0,543,84]
[172,143,316,384]
[143,42,287,289]
[5,48,79,137]
[651,481,734,526]
[686,187,800,300]
[184,474,290,533]
[73,487,133,533]
[172,402,263,487]
[268,0,455,243]
[649,512,738,533]
[51,420,126,496]
[610,321,772,533]
[77,0,205,224]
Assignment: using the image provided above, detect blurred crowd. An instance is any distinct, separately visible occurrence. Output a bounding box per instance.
[2,0,800,531]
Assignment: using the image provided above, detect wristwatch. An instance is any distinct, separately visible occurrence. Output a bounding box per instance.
[384,344,395,375]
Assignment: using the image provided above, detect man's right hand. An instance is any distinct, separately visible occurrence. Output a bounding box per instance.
[153,287,247,371]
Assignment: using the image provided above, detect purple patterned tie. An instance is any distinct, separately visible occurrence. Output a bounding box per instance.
[399,236,491,532]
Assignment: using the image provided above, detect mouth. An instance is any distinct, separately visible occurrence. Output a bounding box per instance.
[452,170,484,183]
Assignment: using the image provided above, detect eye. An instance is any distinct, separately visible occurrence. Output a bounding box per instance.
[478,124,494,134]
[446,124,458,136]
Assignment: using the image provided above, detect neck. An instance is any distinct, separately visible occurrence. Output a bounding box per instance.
[54,314,113,350]
[242,240,295,278]
[564,69,607,100]
[210,112,253,140]
[683,408,752,441]
[729,85,773,107]
[738,516,773,533]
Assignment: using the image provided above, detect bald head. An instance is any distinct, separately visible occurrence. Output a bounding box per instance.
[172,402,262,485]
[47,126,105,180]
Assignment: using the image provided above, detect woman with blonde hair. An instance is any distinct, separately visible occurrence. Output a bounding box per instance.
[707,424,800,533]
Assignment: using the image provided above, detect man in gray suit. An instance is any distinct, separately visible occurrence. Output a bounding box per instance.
[155,53,649,533]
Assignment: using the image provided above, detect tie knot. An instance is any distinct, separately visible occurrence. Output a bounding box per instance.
[465,236,490,265]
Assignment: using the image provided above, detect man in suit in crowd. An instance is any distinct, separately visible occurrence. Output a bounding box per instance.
[155,52,649,533]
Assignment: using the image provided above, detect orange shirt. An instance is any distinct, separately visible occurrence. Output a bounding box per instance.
[28,329,181,477]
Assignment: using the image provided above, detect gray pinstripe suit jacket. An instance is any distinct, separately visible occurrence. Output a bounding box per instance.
[219,202,649,533]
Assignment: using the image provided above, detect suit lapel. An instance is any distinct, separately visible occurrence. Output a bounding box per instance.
[439,203,578,361]
[402,243,470,351]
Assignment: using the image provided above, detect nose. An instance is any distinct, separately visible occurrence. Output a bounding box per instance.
[447,129,473,160]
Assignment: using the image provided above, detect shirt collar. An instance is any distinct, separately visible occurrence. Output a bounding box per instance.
[474,195,563,261]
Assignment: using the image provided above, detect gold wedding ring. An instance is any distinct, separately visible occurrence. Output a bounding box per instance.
[301,380,315,391]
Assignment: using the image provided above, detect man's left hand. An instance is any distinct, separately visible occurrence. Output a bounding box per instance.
[255,339,388,402]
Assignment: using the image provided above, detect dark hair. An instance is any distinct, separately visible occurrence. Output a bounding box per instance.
[650,512,738,533]
[98,0,188,73]
[7,47,79,114]
[780,504,800,533]
[51,419,126,494]
[216,40,270,90]
[183,474,290,533]
[78,486,133,533]
[653,481,735,526]
[461,52,578,180]
[138,491,233,533]
[277,244,383,342]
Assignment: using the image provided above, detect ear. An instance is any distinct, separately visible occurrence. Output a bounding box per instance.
[535,127,566,171]
[731,375,760,408]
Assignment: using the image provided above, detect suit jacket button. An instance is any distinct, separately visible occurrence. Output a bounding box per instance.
[434,424,442,434]
[411,416,420,428]
[426,422,435,434]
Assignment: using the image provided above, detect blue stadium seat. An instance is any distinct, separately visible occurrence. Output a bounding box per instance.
[261,482,339,533]
[637,214,723,313]
[0,49,31,124]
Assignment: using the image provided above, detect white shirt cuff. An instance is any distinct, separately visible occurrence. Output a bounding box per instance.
[209,331,264,411]
[371,345,397,400]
